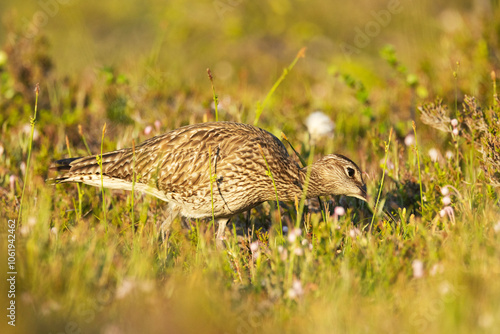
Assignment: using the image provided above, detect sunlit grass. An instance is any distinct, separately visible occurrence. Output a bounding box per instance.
[1,1,500,333]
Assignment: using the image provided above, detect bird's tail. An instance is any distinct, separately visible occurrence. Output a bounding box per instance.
[47,149,133,184]
[47,149,169,201]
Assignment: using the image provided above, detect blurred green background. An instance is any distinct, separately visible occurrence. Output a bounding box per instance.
[1,0,493,100]
[2,0,498,150]
[1,1,500,333]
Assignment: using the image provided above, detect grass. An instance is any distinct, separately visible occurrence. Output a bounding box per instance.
[207,68,219,122]
[97,123,108,233]
[254,47,306,126]
[1,1,500,333]
[257,143,283,238]
[370,127,392,230]
[17,83,39,225]
[208,145,217,228]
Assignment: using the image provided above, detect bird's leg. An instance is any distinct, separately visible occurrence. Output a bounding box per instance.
[158,203,181,242]
[215,218,229,250]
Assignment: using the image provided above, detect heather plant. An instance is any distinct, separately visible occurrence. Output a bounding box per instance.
[420,95,500,187]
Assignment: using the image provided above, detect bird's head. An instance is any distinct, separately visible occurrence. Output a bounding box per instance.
[308,154,367,201]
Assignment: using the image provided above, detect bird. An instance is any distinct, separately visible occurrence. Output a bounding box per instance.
[50,122,367,247]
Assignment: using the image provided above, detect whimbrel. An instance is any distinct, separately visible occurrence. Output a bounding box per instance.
[51,122,367,245]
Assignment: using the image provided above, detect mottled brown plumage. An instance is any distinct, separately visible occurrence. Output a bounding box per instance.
[51,122,366,244]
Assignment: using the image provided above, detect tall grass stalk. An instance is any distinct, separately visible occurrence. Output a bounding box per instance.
[258,144,282,237]
[96,123,108,232]
[452,62,462,172]
[492,70,497,110]
[78,124,92,155]
[131,139,136,232]
[453,61,460,113]
[65,135,83,220]
[254,47,306,126]
[370,128,393,231]
[207,68,219,122]
[282,132,327,225]
[412,122,424,213]
[18,83,40,224]
[285,144,315,295]
[295,145,315,230]
[208,146,217,229]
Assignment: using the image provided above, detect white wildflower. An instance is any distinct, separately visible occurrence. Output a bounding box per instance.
[334,206,346,216]
[451,119,458,127]
[452,128,459,136]
[349,228,361,238]
[23,124,39,141]
[404,134,415,146]
[441,186,449,196]
[305,111,335,140]
[116,279,135,299]
[20,162,26,176]
[28,216,37,227]
[9,175,16,192]
[445,150,454,160]
[144,125,153,135]
[493,221,500,233]
[20,225,30,236]
[154,120,161,131]
[439,206,455,223]
[250,241,259,252]
[442,196,451,206]
[287,279,304,299]
[412,259,424,278]
[294,247,304,256]
[428,148,439,162]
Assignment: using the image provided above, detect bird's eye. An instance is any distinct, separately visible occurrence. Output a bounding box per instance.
[346,167,355,178]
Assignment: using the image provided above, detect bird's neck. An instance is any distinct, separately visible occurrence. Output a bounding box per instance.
[272,164,324,202]
[298,165,326,199]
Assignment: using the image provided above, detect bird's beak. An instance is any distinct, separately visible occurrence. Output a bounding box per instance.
[354,184,368,202]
